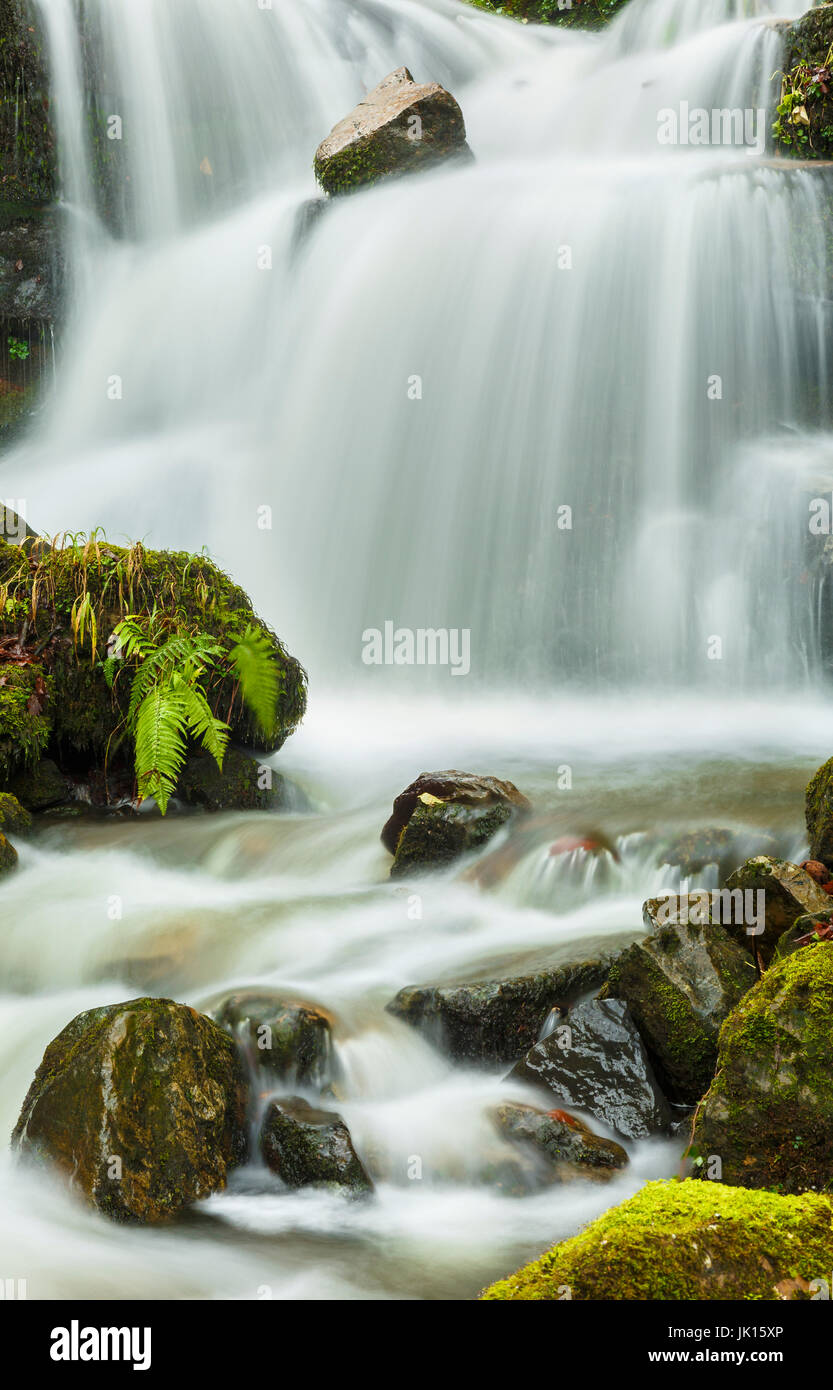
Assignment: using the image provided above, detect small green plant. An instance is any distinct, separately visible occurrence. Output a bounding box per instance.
[108,611,279,813]
[773,44,833,155]
[7,336,29,361]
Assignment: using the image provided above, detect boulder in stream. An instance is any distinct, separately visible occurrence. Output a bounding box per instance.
[9,755,69,811]
[11,997,248,1223]
[386,956,610,1064]
[599,897,756,1105]
[382,769,530,877]
[259,1095,373,1195]
[480,1178,833,1299]
[0,830,17,875]
[806,753,833,867]
[509,997,672,1139]
[723,855,831,964]
[210,989,335,1090]
[0,790,31,835]
[177,748,301,813]
[314,68,470,196]
[492,1101,628,1184]
[689,942,833,1193]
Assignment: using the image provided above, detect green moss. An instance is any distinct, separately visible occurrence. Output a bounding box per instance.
[465,0,629,29]
[480,1178,833,1299]
[0,534,307,787]
[0,0,56,207]
[0,788,30,833]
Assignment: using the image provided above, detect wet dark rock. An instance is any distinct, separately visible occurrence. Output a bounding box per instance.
[210,988,335,1090]
[599,897,757,1105]
[386,957,610,1065]
[509,997,672,1139]
[178,748,304,813]
[659,827,776,883]
[259,1095,372,1195]
[383,769,530,877]
[314,67,470,197]
[723,856,830,964]
[0,0,56,208]
[492,1101,628,1184]
[780,5,833,159]
[11,997,248,1223]
[690,944,833,1193]
[9,755,69,810]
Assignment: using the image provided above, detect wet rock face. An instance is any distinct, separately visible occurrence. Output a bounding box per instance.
[210,989,335,1090]
[386,958,610,1065]
[11,998,249,1223]
[259,1096,373,1195]
[178,748,300,813]
[690,944,833,1194]
[314,67,470,196]
[723,856,831,964]
[493,1101,628,1183]
[600,899,757,1105]
[806,755,833,867]
[382,769,530,877]
[0,0,56,208]
[481,1178,833,1301]
[509,997,672,1140]
[779,5,833,159]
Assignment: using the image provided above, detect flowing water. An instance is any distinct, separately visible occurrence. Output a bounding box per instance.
[1,0,833,1298]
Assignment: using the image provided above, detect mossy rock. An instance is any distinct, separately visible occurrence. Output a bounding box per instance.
[480,1178,833,1299]
[806,755,833,868]
[11,997,249,1223]
[0,828,16,874]
[259,1096,373,1195]
[779,5,833,160]
[391,798,513,877]
[0,0,56,208]
[178,748,293,813]
[492,1101,628,1184]
[723,855,830,964]
[466,0,629,30]
[210,989,335,1089]
[689,944,833,1194]
[0,788,30,834]
[600,911,756,1105]
[0,536,307,794]
[9,755,68,810]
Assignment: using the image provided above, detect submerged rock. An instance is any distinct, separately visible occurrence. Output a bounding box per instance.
[509,997,672,1139]
[386,957,610,1065]
[382,769,530,877]
[480,1178,833,1300]
[492,1101,628,1184]
[210,989,335,1090]
[723,856,831,963]
[259,1096,373,1195]
[12,997,248,1223]
[600,898,756,1105]
[689,943,833,1194]
[314,67,470,196]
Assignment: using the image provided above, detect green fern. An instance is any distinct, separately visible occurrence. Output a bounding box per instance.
[229,625,280,735]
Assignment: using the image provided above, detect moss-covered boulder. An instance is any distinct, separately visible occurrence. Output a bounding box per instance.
[11,997,249,1222]
[480,1178,833,1299]
[259,1096,372,1195]
[9,755,68,809]
[806,755,833,867]
[777,5,833,160]
[599,899,756,1105]
[509,997,672,1139]
[210,989,335,1089]
[313,68,470,197]
[690,944,833,1194]
[467,0,629,30]
[386,956,609,1065]
[723,856,830,964]
[0,789,30,834]
[0,536,306,804]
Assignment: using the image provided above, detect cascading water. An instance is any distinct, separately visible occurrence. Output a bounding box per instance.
[2,0,833,1299]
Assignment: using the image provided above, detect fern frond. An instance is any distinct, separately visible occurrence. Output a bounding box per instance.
[133,683,189,814]
[229,626,279,735]
[175,677,230,770]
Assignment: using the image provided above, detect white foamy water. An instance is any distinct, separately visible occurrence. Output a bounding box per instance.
[0,0,831,1298]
